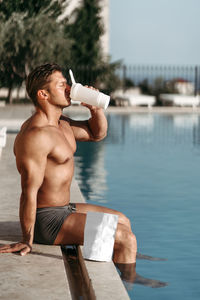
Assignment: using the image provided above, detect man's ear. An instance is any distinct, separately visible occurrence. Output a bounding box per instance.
[37,90,48,100]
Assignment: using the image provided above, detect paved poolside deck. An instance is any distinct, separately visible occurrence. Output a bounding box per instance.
[0,105,129,299]
[1,103,200,120]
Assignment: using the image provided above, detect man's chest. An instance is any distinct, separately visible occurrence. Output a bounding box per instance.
[49,125,76,165]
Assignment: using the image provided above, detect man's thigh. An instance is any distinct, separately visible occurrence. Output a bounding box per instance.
[75,202,121,216]
[75,203,131,230]
[54,203,130,245]
[54,212,86,245]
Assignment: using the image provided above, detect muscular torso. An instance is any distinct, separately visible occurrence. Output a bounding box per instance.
[14,115,76,208]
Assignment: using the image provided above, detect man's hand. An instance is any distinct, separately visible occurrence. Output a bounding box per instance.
[0,242,32,256]
[81,101,101,112]
[85,85,98,92]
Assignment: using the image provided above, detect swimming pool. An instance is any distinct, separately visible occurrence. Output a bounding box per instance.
[74,112,200,300]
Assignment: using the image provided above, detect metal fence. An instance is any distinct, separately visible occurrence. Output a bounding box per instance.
[67,64,200,96]
[118,65,200,96]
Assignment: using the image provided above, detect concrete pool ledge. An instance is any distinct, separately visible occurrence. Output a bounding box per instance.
[71,180,130,300]
[78,245,130,300]
[0,239,72,300]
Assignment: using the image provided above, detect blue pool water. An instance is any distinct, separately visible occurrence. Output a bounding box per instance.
[74,112,200,300]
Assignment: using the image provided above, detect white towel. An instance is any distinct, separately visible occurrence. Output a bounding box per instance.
[83,211,118,262]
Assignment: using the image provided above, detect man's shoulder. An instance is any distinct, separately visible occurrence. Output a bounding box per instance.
[19,124,53,141]
[20,114,58,136]
[15,123,54,155]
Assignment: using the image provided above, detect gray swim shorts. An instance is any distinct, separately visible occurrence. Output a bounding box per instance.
[34,203,76,245]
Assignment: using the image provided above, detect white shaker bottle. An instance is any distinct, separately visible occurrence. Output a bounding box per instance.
[69,70,110,110]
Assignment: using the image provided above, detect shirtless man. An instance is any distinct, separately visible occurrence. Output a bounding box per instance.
[0,63,137,264]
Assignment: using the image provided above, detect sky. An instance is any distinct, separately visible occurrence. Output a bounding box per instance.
[109,0,200,65]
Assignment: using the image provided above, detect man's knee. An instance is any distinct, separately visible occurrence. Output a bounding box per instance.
[124,231,137,252]
[118,212,131,229]
[116,226,137,250]
[129,232,137,251]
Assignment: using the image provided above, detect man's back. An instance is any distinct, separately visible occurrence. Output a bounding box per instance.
[14,113,76,208]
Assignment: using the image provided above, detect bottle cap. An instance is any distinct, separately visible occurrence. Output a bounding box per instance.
[98,93,110,110]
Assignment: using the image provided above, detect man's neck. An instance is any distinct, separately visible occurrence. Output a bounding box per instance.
[35,105,62,127]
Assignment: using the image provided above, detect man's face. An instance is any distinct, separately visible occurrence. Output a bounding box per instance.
[46,71,71,108]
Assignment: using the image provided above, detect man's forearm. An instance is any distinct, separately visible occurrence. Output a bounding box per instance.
[88,107,108,141]
[19,194,37,246]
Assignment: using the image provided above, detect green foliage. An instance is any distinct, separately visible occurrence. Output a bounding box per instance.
[0,11,71,81]
[139,79,152,95]
[0,0,71,102]
[0,0,120,102]
[124,78,135,90]
[0,0,66,19]
[95,60,122,94]
[66,0,121,92]
[68,0,104,67]
[0,13,26,89]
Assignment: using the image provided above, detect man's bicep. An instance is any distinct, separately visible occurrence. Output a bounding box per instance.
[16,130,51,189]
[60,115,92,141]
[17,141,48,195]
[20,155,47,192]
[69,119,93,141]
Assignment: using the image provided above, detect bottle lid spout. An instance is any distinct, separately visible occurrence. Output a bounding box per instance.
[69,69,76,84]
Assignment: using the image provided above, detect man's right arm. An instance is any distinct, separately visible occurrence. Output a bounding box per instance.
[0,129,51,256]
[18,141,48,253]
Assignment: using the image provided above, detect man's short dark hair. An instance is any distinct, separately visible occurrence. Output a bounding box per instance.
[26,63,63,106]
